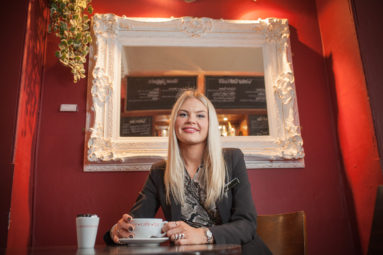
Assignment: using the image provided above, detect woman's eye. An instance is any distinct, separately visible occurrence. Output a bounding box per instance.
[178,112,187,117]
[197,114,206,118]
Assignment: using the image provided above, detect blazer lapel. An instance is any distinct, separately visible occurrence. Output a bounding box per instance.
[216,193,231,223]
[217,172,233,223]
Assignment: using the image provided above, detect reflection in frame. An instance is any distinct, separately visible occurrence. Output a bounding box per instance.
[84,14,305,171]
[120,47,267,138]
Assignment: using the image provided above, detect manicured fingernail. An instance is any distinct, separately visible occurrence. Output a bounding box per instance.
[128,226,133,232]
[127,217,132,222]
[129,234,134,238]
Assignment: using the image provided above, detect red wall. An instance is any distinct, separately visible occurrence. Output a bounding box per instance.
[10,0,377,255]
[6,0,49,248]
[0,0,29,248]
[353,0,383,173]
[353,1,383,248]
[315,0,383,253]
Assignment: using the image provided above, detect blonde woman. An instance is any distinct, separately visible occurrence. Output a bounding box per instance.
[104,90,271,255]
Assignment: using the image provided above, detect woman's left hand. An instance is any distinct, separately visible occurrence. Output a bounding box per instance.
[162,221,207,245]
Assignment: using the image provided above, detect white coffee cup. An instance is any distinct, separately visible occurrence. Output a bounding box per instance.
[76,214,99,248]
[132,218,166,238]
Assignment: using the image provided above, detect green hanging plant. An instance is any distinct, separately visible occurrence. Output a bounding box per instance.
[49,0,93,83]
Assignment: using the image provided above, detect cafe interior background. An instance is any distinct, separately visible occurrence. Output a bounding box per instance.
[1,0,383,254]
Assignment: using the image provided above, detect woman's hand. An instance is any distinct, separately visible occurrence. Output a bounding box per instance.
[110,214,135,243]
[162,221,209,245]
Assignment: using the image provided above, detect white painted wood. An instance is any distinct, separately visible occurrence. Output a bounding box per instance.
[84,14,305,171]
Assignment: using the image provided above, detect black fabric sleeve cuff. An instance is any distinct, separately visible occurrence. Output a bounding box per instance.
[103,230,119,246]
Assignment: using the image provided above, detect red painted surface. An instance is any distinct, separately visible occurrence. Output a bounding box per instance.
[2,0,379,255]
[6,0,49,248]
[0,0,29,247]
[31,1,358,255]
[353,0,383,173]
[315,0,383,253]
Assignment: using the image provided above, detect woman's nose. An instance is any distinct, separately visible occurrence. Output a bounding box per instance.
[186,114,196,123]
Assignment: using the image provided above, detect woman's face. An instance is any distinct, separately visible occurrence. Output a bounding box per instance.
[175,97,209,147]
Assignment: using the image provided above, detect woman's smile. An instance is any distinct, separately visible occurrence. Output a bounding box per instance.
[182,126,200,133]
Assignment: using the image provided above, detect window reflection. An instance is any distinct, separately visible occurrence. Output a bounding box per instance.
[120,46,268,137]
[120,112,268,137]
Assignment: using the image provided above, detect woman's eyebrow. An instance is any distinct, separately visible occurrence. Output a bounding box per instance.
[178,109,207,113]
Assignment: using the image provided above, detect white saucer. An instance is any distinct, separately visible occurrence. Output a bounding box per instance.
[119,237,169,246]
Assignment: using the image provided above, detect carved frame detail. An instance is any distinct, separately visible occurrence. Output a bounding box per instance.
[84,14,305,171]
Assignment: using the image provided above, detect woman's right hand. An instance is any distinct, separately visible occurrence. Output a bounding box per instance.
[110,214,135,243]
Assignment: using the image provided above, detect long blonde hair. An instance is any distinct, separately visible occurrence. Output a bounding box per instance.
[164,90,226,207]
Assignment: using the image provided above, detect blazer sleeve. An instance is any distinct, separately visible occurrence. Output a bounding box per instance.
[210,148,258,245]
[103,162,165,245]
[129,163,165,218]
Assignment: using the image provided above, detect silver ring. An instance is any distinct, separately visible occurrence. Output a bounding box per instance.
[180,233,185,239]
[175,233,179,240]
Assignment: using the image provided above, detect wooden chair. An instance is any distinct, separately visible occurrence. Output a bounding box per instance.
[256,211,306,255]
[368,185,383,255]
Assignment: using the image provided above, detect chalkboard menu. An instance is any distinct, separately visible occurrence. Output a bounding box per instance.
[126,76,197,111]
[120,116,152,137]
[205,76,266,109]
[248,114,269,136]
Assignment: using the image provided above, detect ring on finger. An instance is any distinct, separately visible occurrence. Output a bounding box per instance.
[180,233,185,239]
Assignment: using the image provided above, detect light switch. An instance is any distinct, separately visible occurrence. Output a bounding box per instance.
[60,104,78,112]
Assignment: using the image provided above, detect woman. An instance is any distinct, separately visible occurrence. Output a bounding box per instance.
[104,90,271,254]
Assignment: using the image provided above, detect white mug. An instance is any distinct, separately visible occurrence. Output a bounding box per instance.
[76,214,99,248]
[132,218,166,238]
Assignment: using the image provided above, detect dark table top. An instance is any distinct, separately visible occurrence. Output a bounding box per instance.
[2,244,241,255]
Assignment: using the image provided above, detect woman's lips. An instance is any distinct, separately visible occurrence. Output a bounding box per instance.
[182,127,199,133]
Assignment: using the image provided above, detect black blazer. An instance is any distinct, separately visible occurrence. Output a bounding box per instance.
[104,148,271,255]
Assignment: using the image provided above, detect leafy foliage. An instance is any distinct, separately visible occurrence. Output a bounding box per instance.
[49,0,93,83]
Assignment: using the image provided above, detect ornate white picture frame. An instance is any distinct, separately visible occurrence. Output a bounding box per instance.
[84,14,305,171]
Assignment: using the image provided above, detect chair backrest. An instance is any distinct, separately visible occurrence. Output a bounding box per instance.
[256,211,306,255]
[368,185,383,255]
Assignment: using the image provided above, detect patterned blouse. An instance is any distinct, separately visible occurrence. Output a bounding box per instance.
[180,166,222,228]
